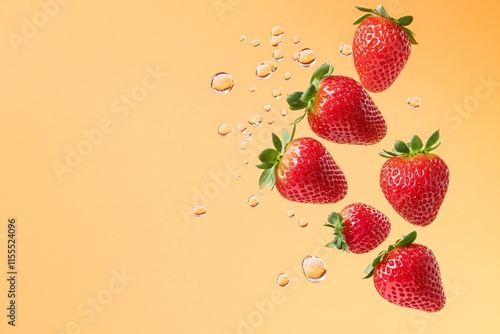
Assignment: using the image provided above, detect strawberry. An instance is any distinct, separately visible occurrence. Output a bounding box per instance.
[287,62,387,145]
[324,203,390,254]
[352,4,417,93]
[379,130,449,226]
[257,126,347,204]
[364,231,446,312]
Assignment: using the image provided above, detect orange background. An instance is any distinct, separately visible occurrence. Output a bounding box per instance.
[1,0,499,333]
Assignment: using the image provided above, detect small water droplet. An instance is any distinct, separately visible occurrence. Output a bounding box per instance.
[239,34,247,42]
[244,132,253,140]
[292,36,300,45]
[263,105,271,112]
[281,109,288,116]
[339,44,353,57]
[270,36,282,47]
[295,48,316,68]
[302,255,327,283]
[298,218,308,228]
[248,114,263,127]
[252,39,262,47]
[217,123,233,136]
[193,205,207,217]
[277,273,289,287]
[407,96,421,109]
[259,192,264,197]
[264,60,278,72]
[210,72,234,94]
[235,175,241,180]
[292,52,300,61]
[272,26,284,37]
[268,118,275,125]
[287,210,296,218]
[256,62,272,80]
[243,161,249,166]
[249,86,257,92]
[248,195,260,208]
[272,50,285,62]
[237,122,248,133]
[238,139,249,150]
[272,90,282,99]
[283,72,292,81]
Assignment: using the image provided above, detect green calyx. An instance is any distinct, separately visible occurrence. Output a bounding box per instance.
[286,62,334,124]
[379,129,441,159]
[256,125,296,189]
[354,4,418,45]
[324,212,349,252]
[363,231,417,279]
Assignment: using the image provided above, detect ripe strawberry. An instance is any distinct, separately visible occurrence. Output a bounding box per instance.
[257,126,347,204]
[352,4,417,93]
[324,203,390,254]
[379,130,449,226]
[364,231,446,312]
[287,62,387,145]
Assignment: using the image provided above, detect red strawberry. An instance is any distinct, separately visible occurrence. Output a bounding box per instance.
[257,126,347,204]
[364,231,446,312]
[352,4,417,93]
[324,203,390,254]
[379,130,449,226]
[287,62,387,145]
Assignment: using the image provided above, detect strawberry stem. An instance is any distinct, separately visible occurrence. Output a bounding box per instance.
[324,212,349,252]
[379,130,442,158]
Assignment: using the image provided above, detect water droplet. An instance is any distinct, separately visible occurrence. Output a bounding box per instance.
[292,52,300,61]
[339,44,353,57]
[277,273,289,287]
[292,36,300,45]
[302,255,327,283]
[210,72,234,94]
[287,210,296,218]
[272,50,285,62]
[248,195,260,208]
[281,109,288,116]
[248,114,263,127]
[263,105,271,112]
[244,132,253,140]
[235,175,241,180]
[249,86,257,92]
[295,48,316,68]
[283,72,292,81]
[407,96,421,109]
[193,205,207,217]
[272,26,284,37]
[270,36,282,47]
[252,39,262,47]
[256,62,272,80]
[298,218,308,228]
[238,139,249,150]
[217,123,233,136]
[243,161,249,166]
[237,122,248,133]
[264,60,278,72]
[239,35,247,42]
[268,118,275,124]
[259,192,264,197]
[272,90,282,99]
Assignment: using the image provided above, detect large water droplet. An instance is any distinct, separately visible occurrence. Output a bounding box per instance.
[407,96,421,109]
[217,123,233,136]
[256,63,272,80]
[272,26,284,37]
[277,273,290,287]
[287,210,295,218]
[239,35,247,42]
[248,114,263,127]
[193,205,207,217]
[210,72,234,94]
[283,72,292,81]
[248,195,260,208]
[292,36,300,45]
[295,48,316,68]
[272,90,282,99]
[270,36,282,47]
[298,218,308,228]
[272,50,285,62]
[252,39,262,47]
[302,255,327,283]
[264,60,278,72]
[339,44,353,57]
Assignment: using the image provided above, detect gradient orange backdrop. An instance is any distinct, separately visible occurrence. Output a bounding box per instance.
[1,0,499,333]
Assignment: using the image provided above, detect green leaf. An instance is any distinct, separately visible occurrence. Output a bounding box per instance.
[363,263,374,279]
[281,128,291,146]
[397,15,413,26]
[310,62,333,84]
[402,27,418,45]
[396,231,417,247]
[354,5,376,13]
[353,13,372,25]
[300,84,317,103]
[325,241,337,248]
[410,135,423,152]
[287,91,308,110]
[425,129,440,151]
[375,4,390,18]
[258,148,279,163]
[256,162,275,169]
[272,133,282,153]
[327,212,341,225]
[259,167,276,189]
[379,150,395,158]
[394,140,410,154]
